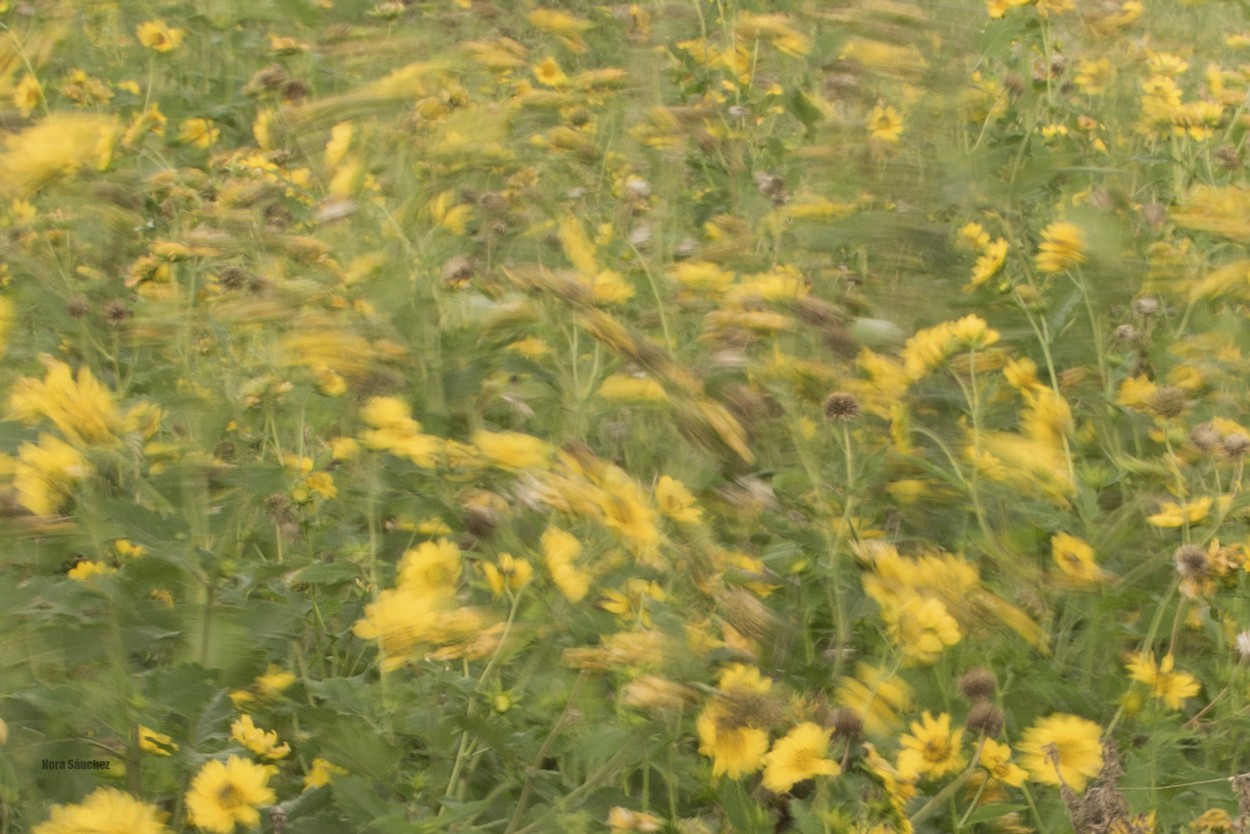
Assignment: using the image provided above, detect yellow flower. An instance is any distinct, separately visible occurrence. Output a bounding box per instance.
[956,222,991,251]
[507,337,553,359]
[14,73,42,116]
[254,665,297,699]
[734,13,811,56]
[948,314,999,348]
[417,517,452,536]
[138,726,178,756]
[1075,58,1116,95]
[430,190,471,234]
[178,118,220,149]
[761,722,841,793]
[533,56,568,87]
[230,714,290,759]
[1146,496,1212,528]
[361,396,419,431]
[598,374,668,403]
[607,806,663,833]
[302,757,347,791]
[1035,222,1087,273]
[1003,357,1041,391]
[8,359,123,446]
[528,8,592,52]
[655,475,702,524]
[185,756,276,833]
[480,552,534,597]
[1116,374,1158,410]
[1050,532,1103,586]
[897,711,965,781]
[545,525,582,570]
[14,433,92,516]
[696,703,770,779]
[867,104,904,143]
[718,663,772,693]
[671,261,734,295]
[68,560,116,583]
[33,787,169,834]
[1125,652,1201,709]
[325,122,354,167]
[542,526,590,602]
[834,664,913,736]
[295,471,336,501]
[462,37,530,70]
[398,539,463,592]
[599,578,666,625]
[862,741,917,804]
[901,321,959,379]
[136,20,186,53]
[883,594,961,665]
[968,239,1009,289]
[353,587,449,670]
[979,738,1027,787]
[0,113,119,197]
[471,430,553,470]
[595,466,662,555]
[1018,714,1103,792]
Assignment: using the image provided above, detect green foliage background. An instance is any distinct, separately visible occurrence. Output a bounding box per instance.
[2,0,1250,832]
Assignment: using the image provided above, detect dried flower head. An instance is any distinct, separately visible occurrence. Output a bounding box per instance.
[823,391,861,422]
[1236,630,1250,662]
[959,667,997,702]
[965,701,1005,736]
[66,296,90,319]
[1146,385,1186,419]
[830,706,864,739]
[103,300,132,324]
[1191,423,1221,453]
[1222,433,1250,458]
[1174,544,1209,581]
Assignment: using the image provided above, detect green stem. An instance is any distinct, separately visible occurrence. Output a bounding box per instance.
[909,737,984,825]
[504,672,588,834]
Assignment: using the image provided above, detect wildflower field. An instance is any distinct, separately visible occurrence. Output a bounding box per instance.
[6,0,1250,831]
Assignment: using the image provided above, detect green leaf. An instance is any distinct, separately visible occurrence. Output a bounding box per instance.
[145,664,220,721]
[961,803,1028,825]
[716,779,771,834]
[787,90,824,131]
[292,561,362,586]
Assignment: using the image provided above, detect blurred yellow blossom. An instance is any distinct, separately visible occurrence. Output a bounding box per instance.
[136,20,186,52]
[1035,222,1087,273]
[867,104,904,143]
[303,758,347,790]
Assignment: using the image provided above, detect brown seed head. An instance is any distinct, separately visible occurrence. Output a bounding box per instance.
[1190,423,1220,453]
[103,300,132,324]
[245,64,288,95]
[1146,386,1186,419]
[717,689,785,731]
[958,667,997,702]
[830,706,864,739]
[66,295,90,319]
[1222,433,1250,458]
[823,391,861,422]
[1174,544,1209,581]
[1131,296,1160,317]
[1215,146,1242,171]
[441,255,475,287]
[965,701,1004,736]
[281,79,309,103]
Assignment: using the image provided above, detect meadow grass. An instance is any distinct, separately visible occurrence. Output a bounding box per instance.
[2,0,1250,832]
